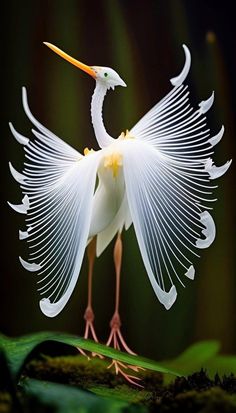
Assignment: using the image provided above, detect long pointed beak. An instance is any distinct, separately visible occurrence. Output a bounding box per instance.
[43,42,96,79]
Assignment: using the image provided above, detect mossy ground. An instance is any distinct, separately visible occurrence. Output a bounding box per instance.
[1,353,236,412]
[18,354,236,412]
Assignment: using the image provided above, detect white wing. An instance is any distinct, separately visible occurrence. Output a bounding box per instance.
[124,45,231,310]
[8,88,101,317]
[123,139,217,309]
[130,45,231,177]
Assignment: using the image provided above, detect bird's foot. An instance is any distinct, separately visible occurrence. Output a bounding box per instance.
[106,312,144,387]
[107,359,143,387]
[106,312,136,354]
[77,306,104,359]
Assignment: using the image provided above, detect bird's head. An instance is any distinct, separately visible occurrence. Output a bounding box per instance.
[91,66,126,89]
[44,43,126,90]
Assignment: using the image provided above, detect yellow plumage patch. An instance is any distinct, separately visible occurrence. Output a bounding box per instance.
[104,152,123,178]
[119,129,134,140]
[83,147,94,156]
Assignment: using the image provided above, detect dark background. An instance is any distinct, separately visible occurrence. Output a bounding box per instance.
[1,0,235,360]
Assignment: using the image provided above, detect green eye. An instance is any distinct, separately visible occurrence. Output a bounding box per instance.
[104,72,108,77]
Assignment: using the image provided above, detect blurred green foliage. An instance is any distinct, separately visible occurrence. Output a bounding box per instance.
[1,0,235,362]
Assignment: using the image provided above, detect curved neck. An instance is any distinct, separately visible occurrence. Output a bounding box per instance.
[91,82,114,148]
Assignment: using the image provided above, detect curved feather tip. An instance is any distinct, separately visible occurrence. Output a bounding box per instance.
[8,195,29,214]
[204,158,232,180]
[154,284,177,310]
[198,91,214,114]
[170,44,191,87]
[19,256,42,272]
[208,125,224,148]
[19,229,31,240]
[9,162,26,184]
[185,265,195,280]
[196,211,216,249]
[39,297,65,318]
[9,122,29,146]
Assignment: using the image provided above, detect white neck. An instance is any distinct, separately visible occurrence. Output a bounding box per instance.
[91,82,114,148]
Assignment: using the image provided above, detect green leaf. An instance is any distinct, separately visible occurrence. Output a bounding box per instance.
[90,385,150,404]
[0,332,179,381]
[20,378,141,413]
[160,340,220,376]
[2,331,234,388]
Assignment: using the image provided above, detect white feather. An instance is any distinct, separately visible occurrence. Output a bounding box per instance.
[9,122,29,146]
[8,195,29,214]
[196,211,216,249]
[198,92,214,115]
[208,125,224,147]
[204,158,232,180]
[170,44,191,87]
[19,229,31,240]
[185,265,195,280]
[19,256,42,272]
[9,162,27,184]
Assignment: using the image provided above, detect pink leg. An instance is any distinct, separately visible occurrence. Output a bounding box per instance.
[106,233,144,387]
[83,237,99,342]
[78,237,102,358]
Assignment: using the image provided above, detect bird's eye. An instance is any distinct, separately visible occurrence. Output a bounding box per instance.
[104,72,108,77]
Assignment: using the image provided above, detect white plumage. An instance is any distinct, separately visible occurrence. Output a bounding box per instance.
[8,44,231,318]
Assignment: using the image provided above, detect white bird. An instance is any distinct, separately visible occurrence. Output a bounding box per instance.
[8,43,231,381]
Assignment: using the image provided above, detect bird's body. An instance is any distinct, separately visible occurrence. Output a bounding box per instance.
[89,139,131,244]
[8,43,231,373]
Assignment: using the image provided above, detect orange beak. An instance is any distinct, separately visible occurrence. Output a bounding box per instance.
[43,42,96,79]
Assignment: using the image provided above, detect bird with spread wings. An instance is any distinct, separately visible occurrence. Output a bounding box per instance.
[8,43,231,384]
